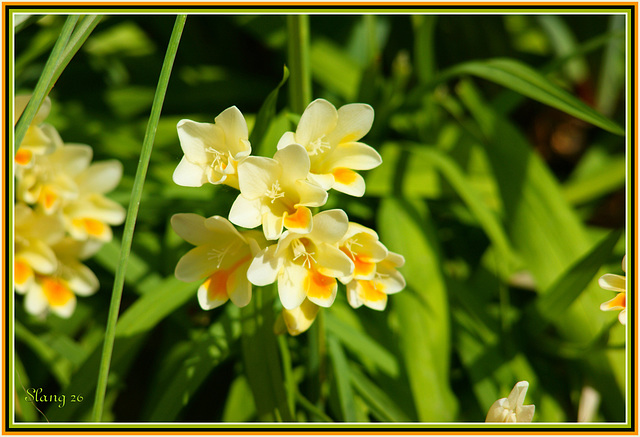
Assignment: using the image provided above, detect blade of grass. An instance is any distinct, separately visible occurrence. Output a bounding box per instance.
[46,15,103,96]
[91,14,186,422]
[327,335,357,422]
[14,15,78,149]
[250,65,289,153]
[287,15,311,114]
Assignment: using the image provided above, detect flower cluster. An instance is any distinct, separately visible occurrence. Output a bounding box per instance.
[172,99,406,335]
[599,255,627,325]
[14,95,126,318]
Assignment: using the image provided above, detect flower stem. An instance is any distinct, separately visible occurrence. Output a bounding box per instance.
[14,15,78,149]
[287,15,311,114]
[91,14,187,422]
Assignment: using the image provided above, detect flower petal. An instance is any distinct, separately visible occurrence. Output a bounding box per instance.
[307,172,335,190]
[600,292,626,311]
[598,273,626,292]
[237,156,280,199]
[227,263,252,307]
[326,103,374,145]
[274,144,310,182]
[262,211,285,241]
[175,245,216,282]
[284,206,313,234]
[315,243,354,279]
[197,271,230,310]
[295,179,328,207]
[65,262,100,296]
[228,196,263,229]
[215,106,250,155]
[619,308,627,325]
[276,131,297,151]
[278,261,308,310]
[171,213,213,246]
[305,269,337,308]
[24,286,48,317]
[329,142,382,171]
[76,160,123,194]
[177,119,223,163]
[281,299,320,336]
[247,245,281,286]
[309,209,349,244]
[331,169,366,197]
[295,99,338,146]
[173,156,207,187]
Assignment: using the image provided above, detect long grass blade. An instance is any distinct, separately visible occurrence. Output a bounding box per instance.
[91,15,187,422]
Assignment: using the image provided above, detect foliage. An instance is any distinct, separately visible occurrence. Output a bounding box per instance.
[13,12,627,425]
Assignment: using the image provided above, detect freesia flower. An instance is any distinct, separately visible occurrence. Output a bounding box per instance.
[274,298,320,336]
[172,213,264,309]
[247,209,354,310]
[23,237,101,319]
[338,222,388,284]
[14,95,59,168]
[16,143,93,214]
[229,143,328,240]
[14,203,65,294]
[599,256,627,325]
[346,251,405,311]
[62,160,126,242]
[486,381,535,423]
[276,98,381,197]
[173,106,251,189]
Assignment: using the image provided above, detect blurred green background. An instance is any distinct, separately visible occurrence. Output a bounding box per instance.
[14,12,628,424]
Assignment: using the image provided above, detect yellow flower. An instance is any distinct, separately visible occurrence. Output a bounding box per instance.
[345,251,405,311]
[229,144,327,240]
[337,222,388,284]
[486,381,535,423]
[599,255,627,325]
[274,298,320,336]
[247,209,354,310]
[172,213,264,309]
[277,99,381,197]
[173,106,251,189]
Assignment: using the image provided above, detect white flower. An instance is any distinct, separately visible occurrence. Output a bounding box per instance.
[229,143,327,240]
[172,213,264,309]
[346,251,405,311]
[23,237,101,319]
[486,381,535,423]
[247,209,353,310]
[173,106,251,189]
[62,160,126,242]
[277,98,381,197]
[16,143,93,214]
[599,255,627,325]
[338,222,388,284]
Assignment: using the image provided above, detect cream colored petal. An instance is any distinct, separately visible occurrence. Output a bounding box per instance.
[619,308,627,325]
[507,381,530,410]
[247,245,282,286]
[296,99,338,146]
[363,291,388,311]
[171,213,214,246]
[50,296,77,319]
[173,156,207,187]
[276,131,297,151]
[315,244,354,279]
[326,103,374,145]
[65,262,99,296]
[76,160,123,194]
[281,299,320,335]
[52,144,93,176]
[278,261,308,310]
[215,106,250,156]
[177,119,223,163]
[20,240,58,274]
[228,195,262,229]
[516,405,535,422]
[306,271,337,308]
[295,179,328,207]
[263,211,285,241]
[237,156,280,200]
[309,209,349,244]
[175,245,217,282]
[346,281,364,308]
[328,142,382,171]
[307,172,335,190]
[24,286,48,317]
[283,207,313,235]
[197,274,229,310]
[599,273,626,292]
[274,144,310,182]
[331,170,366,197]
[485,398,509,422]
[227,263,252,308]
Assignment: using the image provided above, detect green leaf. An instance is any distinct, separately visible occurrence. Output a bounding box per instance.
[222,376,257,422]
[250,65,289,152]
[327,335,358,422]
[348,364,411,422]
[310,38,361,100]
[442,58,624,135]
[378,198,458,421]
[530,230,621,329]
[240,286,293,421]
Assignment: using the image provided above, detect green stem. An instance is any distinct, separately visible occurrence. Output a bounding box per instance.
[14,15,78,149]
[91,14,187,422]
[46,15,103,96]
[287,15,311,114]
